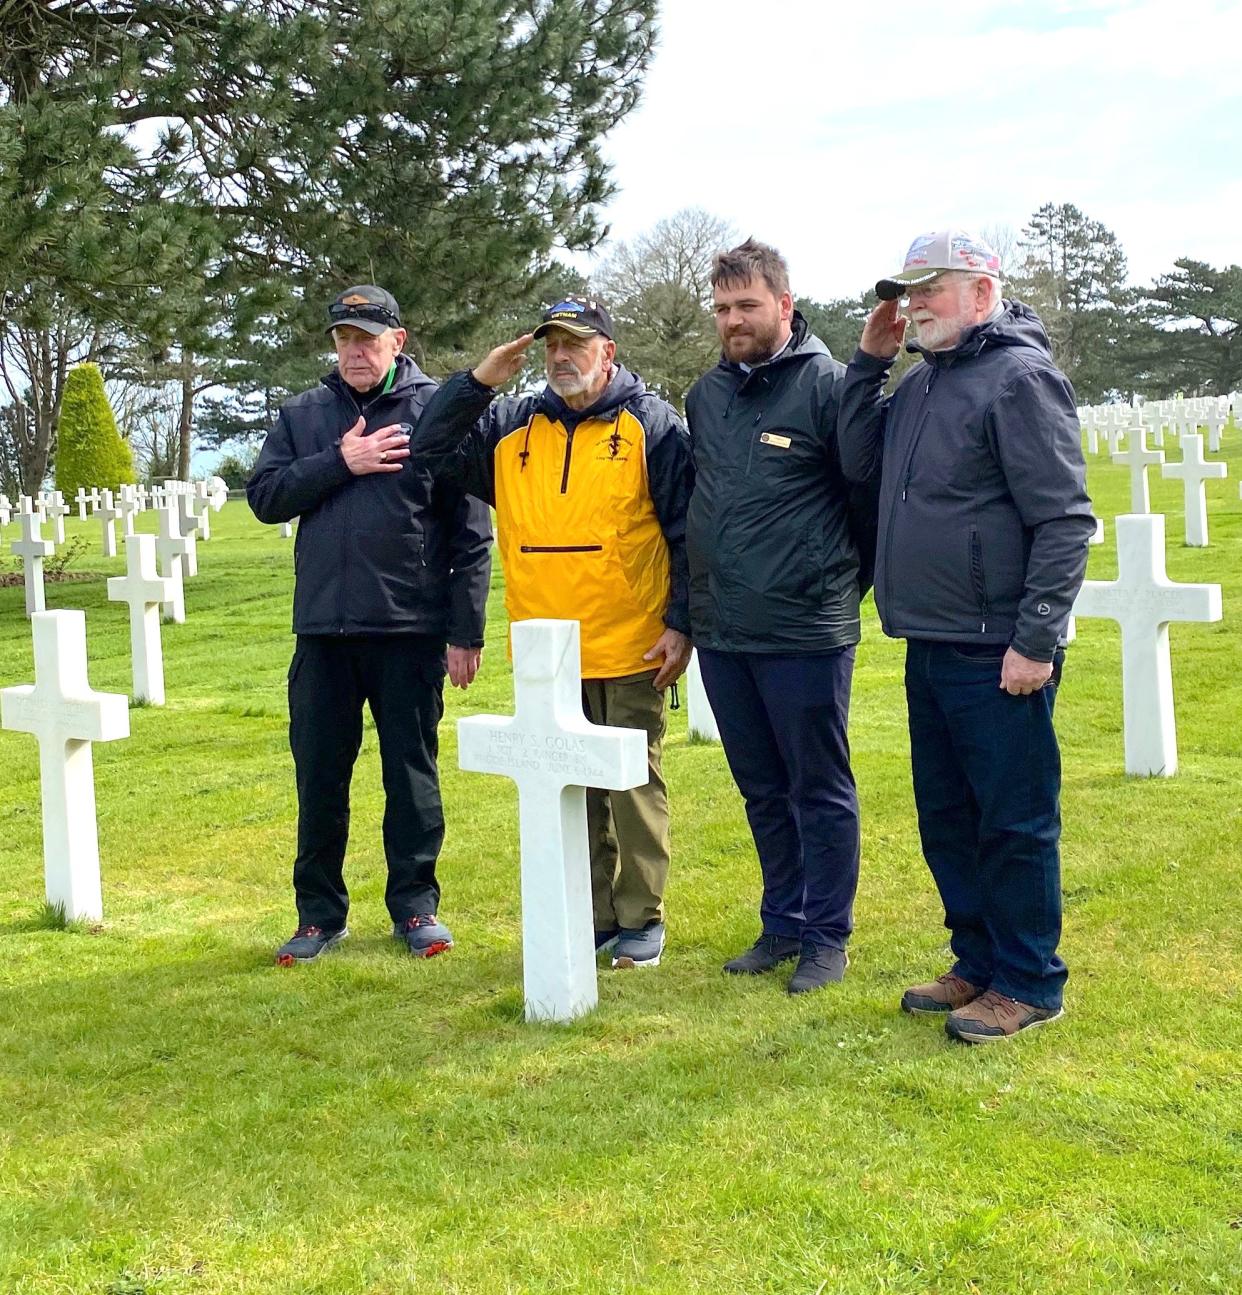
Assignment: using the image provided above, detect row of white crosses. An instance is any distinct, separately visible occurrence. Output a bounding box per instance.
[0,479,230,923]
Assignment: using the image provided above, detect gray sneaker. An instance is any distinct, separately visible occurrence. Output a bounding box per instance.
[276,924,348,966]
[612,922,665,969]
[787,942,849,994]
[723,932,801,975]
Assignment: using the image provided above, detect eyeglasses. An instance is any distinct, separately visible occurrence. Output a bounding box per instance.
[328,301,399,328]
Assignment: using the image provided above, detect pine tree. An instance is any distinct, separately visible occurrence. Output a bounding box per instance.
[54,364,136,497]
[1014,203,1130,401]
[2,1,660,465]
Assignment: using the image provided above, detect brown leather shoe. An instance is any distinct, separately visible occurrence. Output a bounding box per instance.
[945,989,1064,1044]
[901,971,985,1015]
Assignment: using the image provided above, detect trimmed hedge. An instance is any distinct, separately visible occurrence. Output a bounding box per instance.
[55,363,136,497]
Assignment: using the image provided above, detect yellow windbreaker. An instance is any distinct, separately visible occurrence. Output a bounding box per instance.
[495,403,670,678]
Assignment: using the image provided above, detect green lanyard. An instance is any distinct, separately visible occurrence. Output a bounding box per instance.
[380,361,397,395]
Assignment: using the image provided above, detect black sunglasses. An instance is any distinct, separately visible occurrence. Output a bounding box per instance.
[328,301,399,327]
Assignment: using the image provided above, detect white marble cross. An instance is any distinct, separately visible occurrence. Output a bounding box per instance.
[1202,403,1227,453]
[1080,407,1099,455]
[44,491,69,545]
[176,489,205,546]
[154,503,191,622]
[1,610,130,921]
[1073,514,1222,777]
[74,487,94,520]
[107,534,176,704]
[1161,433,1227,547]
[686,650,720,743]
[191,481,212,540]
[458,620,648,1022]
[279,521,294,539]
[96,489,120,558]
[1111,423,1164,513]
[116,485,140,537]
[0,493,11,528]
[12,505,54,616]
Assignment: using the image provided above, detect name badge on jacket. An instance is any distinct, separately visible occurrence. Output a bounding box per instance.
[759,432,792,448]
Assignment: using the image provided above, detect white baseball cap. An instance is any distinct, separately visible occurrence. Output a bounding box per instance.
[876,229,1002,300]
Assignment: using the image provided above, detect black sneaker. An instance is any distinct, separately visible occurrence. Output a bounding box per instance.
[276,924,347,966]
[393,913,454,958]
[595,927,621,953]
[723,932,802,975]
[787,942,849,994]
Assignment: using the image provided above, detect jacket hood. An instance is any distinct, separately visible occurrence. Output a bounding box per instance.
[908,298,1054,368]
[323,352,438,401]
[716,310,831,375]
[537,363,646,428]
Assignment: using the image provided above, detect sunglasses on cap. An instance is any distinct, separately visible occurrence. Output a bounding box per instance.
[328,301,400,328]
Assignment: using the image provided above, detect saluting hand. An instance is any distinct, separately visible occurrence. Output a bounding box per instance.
[471,334,536,388]
[859,298,908,361]
[340,418,410,475]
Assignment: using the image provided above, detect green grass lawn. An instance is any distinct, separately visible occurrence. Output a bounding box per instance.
[1,432,1240,1294]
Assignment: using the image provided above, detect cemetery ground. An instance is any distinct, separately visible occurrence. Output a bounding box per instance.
[1,444,1239,1295]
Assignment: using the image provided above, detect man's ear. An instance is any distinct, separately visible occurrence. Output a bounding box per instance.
[602,338,618,366]
[779,290,794,323]
[391,327,408,352]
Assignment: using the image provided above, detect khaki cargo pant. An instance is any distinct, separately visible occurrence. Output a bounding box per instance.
[580,669,670,931]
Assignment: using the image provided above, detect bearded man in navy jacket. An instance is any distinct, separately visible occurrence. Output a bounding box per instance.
[838,231,1095,1044]
[248,285,492,966]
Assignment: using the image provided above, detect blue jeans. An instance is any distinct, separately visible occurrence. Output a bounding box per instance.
[904,640,1067,1009]
[697,647,860,949]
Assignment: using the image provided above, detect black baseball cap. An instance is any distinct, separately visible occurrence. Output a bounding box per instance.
[325,285,402,336]
[532,295,614,341]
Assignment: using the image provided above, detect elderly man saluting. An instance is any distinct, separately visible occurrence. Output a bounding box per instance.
[407,296,694,971]
[837,231,1095,1043]
[248,285,493,966]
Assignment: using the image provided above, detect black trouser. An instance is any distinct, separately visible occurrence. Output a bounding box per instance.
[697,646,860,950]
[288,634,446,930]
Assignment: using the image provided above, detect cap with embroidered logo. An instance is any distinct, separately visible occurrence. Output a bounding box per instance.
[533,295,614,341]
[875,230,1002,301]
[325,285,402,336]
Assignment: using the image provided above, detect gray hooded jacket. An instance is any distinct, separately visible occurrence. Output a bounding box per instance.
[837,301,1095,662]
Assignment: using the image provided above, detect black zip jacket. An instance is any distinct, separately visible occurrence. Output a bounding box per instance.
[684,313,877,654]
[406,365,694,636]
[836,300,1095,662]
[246,354,492,643]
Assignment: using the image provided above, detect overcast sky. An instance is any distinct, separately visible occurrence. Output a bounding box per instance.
[576,0,1242,302]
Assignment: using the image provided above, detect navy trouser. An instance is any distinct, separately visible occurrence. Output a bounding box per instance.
[697,647,859,949]
[288,635,446,930]
[904,640,1067,1010]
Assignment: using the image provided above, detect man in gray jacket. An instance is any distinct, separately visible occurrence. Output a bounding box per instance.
[838,230,1095,1043]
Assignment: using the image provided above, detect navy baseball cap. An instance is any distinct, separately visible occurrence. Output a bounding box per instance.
[532,295,614,341]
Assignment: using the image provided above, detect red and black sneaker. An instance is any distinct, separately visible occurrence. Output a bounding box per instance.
[393,914,454,958]
[275,924,348,966]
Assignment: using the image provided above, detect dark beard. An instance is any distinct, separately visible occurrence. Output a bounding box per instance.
[723,319,784,366]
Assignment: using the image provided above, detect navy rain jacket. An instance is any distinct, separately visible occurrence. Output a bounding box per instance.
[247,354,492,643]
[837,301,1095,662]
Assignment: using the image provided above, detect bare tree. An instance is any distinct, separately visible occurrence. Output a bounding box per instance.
[0,288,106,492]
[592,209,735,409]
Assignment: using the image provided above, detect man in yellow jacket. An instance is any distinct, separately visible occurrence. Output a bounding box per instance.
[410,297,693,968]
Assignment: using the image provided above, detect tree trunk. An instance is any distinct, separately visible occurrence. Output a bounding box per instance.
[177,349,194,480]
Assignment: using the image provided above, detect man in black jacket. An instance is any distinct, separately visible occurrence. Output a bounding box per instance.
[686,239,869,994]
[837,230,1095,1043]
[247,285,493,965]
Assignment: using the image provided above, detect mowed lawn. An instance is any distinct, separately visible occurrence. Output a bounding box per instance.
[1,430,1239,1295]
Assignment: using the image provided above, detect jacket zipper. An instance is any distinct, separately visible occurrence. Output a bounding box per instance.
[883,369,938,607]
[559,427,576,493]
[520,544,603,553]
[969,526,990,633]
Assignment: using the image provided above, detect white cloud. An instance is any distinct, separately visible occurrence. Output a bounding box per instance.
[577,0,1242,299]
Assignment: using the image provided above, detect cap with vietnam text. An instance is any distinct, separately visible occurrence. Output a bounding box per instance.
[532,295,614,341]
